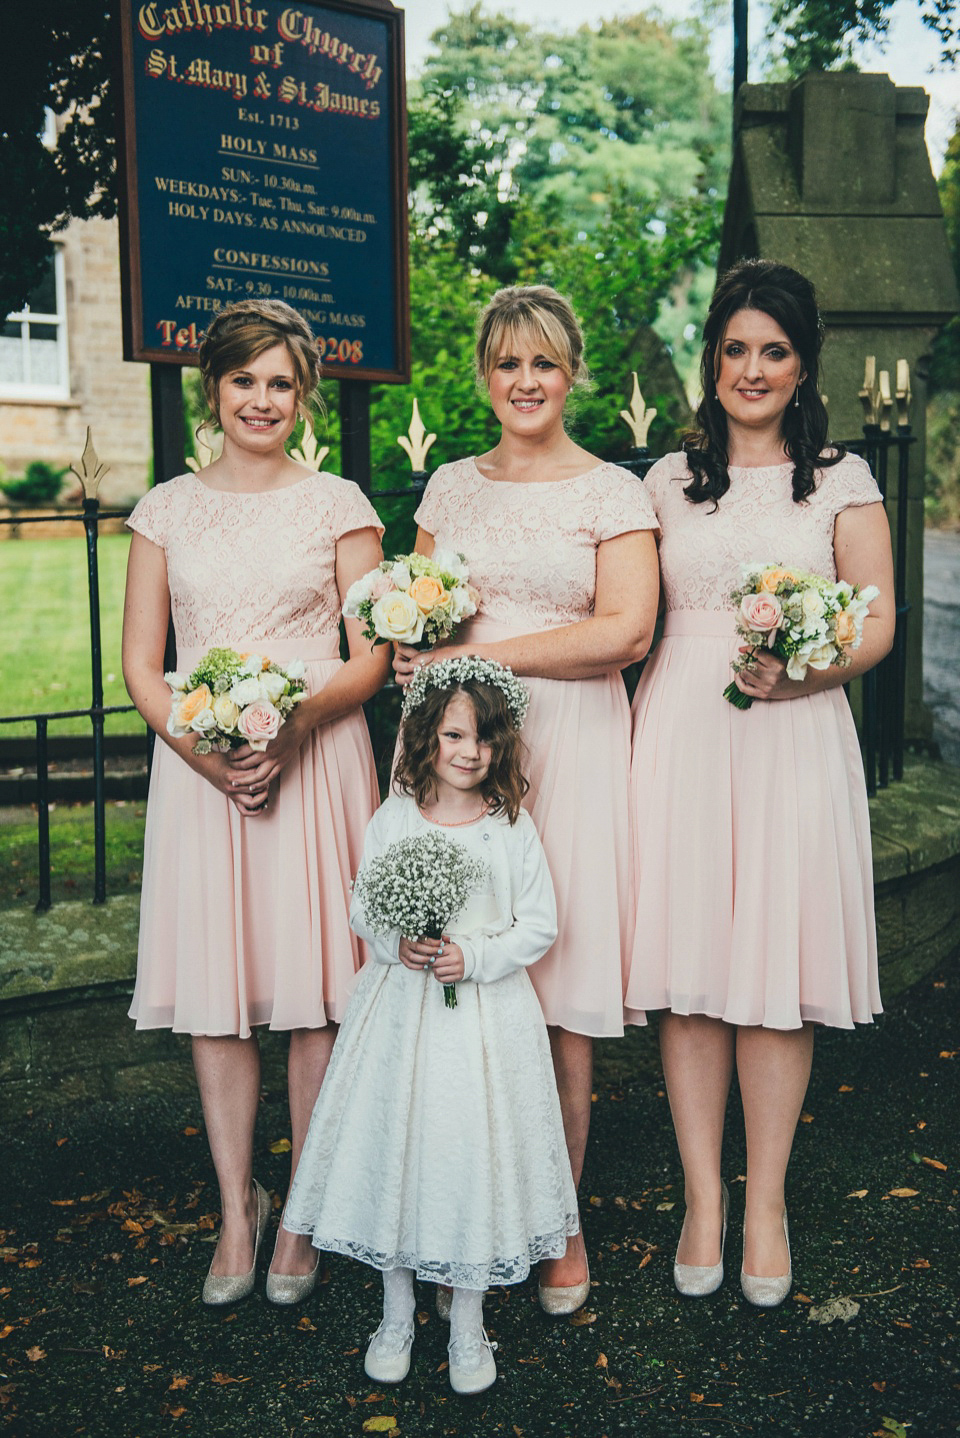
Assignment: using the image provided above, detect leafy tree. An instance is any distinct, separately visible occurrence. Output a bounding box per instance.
[0,3,116,316]
[768,0,959,74]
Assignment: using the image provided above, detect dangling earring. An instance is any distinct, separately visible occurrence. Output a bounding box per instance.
[794,384,802,408]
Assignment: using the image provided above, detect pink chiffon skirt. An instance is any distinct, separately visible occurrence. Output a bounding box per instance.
[624,611,881,1030]
[129,636,380,1037]
[453,614,635,1037]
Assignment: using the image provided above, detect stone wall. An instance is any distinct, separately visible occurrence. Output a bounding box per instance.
[0,218,152,506]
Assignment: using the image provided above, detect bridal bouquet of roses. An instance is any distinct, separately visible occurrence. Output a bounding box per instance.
[724,563,880,710]
[343,549,478,649]
[353,829,489,1009]
[166,647,307,754]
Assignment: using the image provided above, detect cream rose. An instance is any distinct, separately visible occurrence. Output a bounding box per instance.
[740,592,783,641]
[408,574,449,615]
[212,694,241,729]
[260,670,287,703]
[801,589,826,620]
[370,591,425,644]
[236,699,282,751]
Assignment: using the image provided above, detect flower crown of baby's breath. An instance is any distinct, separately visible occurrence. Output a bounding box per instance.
[402,656,530,730]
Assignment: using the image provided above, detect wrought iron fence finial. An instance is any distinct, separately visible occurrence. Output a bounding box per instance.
[397,398,437,472]
[69,428,110,501]
[288,411,330,471]
[619,373,657,449]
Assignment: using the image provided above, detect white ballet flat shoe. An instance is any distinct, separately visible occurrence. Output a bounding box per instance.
[674,1180,729,1298]
[363,1319,414,1384]
[740,1210,792,1308]
[201,1178,270,1306]
[448,1327,498,1395]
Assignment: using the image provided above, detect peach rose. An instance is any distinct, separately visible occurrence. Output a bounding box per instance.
[408,574,449,615]
[740,592,784,638]
[236,699,282,751]
[759,568,796,593]
[178,684,213,725]
[834,610,857,646]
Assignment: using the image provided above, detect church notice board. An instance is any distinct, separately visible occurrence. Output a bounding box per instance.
[117,0,410,381]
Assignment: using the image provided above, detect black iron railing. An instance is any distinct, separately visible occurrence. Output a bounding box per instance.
[0,421,911,909]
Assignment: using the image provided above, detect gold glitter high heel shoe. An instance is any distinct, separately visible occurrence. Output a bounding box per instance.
[201,1179,270,1306]
[740,1210,792,1308]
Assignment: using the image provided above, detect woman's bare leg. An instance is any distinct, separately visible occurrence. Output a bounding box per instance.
[737,1023,814,1276]
[659,1012,735,1266]
[271,1024,338,1274]
[192,1034,261,1275]
[539,1027,593,1286]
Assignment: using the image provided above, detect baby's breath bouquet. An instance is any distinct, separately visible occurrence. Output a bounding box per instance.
[342,549,479,649]
[166,646,307,754]
[725,564,879,710]
[353,830,489,1009]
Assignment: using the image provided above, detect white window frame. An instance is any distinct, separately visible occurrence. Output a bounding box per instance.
[0,246,70,402]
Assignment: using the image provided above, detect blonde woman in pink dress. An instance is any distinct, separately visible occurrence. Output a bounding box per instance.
[122,301,389,1306]
[393,286,660,1313]
[626,261,895,1306]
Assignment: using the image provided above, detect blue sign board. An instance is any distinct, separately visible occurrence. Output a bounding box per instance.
[118,0,410,381]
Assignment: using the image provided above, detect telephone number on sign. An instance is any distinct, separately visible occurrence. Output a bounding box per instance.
[320,337,364,364]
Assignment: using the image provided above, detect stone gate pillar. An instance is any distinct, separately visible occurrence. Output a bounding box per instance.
[719,71,959,740]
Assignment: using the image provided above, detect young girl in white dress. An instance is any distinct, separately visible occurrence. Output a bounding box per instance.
[282,657,578,1395]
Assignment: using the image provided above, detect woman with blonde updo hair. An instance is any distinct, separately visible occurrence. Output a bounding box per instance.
[122,299,390,1307]
[394,284,660,1314]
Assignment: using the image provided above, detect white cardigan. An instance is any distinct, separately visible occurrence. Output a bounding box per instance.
[349,794,558,986]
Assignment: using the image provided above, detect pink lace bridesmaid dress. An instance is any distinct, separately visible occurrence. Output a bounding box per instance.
[625,451,884,1030]
[126,471,383,1037]
[415,457,658,1037]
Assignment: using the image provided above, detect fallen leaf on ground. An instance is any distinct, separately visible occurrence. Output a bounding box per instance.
[847,1189,868,1199]
[690,1393,704,1403]
[127,1276,148,1287]
[297,1317,316,1332]
[361,1420,398,1435]
[183,1127,199,1136]
[25,1347,45,1362]
[838,1085,854,1093]
[912,1258,930,1268]
[0,1325,14,1340]
[50,1199,74,1207]
[570,1310,598,1326]
[939,1050,957,1059]
[269,1138,292,1154]
[884,1188,919,1199]
[169,1376,189,1390]
[881,1419,909,1438]
[799,1111,814,1123]
[656,1202,675,1212]
[595,1353,608,1368]
[211,1373,250,1384]
[792,1293,813,1304]
[920,1157,947,1172]
[808,1296,860,1325]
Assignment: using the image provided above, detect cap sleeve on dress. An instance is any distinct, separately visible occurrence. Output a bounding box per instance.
[822,452,883,515]
[126,482,174,549]
[594,464,660,542]
[326,475,385,540]
[638,452,689,519]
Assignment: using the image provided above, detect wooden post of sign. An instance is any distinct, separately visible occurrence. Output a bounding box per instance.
[150,364,186,485]
[340,379,373,497]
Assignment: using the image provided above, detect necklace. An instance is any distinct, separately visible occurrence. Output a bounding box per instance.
[419,804,487,828]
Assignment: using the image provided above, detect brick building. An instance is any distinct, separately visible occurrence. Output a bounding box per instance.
[0,217,152,506]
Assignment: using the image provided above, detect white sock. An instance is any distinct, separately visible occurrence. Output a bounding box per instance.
[449,1285,484,1341]
[381,1266,415,1330]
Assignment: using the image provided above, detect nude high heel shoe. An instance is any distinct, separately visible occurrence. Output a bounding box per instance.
[740,1210,792,1308]
[674,1181,729,1298]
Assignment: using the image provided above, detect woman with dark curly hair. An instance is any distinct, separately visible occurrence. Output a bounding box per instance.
[625,260,895,1306]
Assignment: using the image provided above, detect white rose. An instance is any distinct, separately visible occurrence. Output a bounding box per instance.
[342,574,374,616]
[370,590,425,644]
[166,696,191,738]
[189,706,217,733]
[260,670,287,703]
[432,548,468,582]
[285,658,306,681]
[801,589,826,620]
[242,654,264,677]
[805,642,837,671]
[212,694,240,730]
[230,676,263,707]
[389,560,412,590]
[164,670,189,692]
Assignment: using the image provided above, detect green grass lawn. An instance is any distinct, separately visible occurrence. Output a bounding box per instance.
[0,801,146,910]
[0,533,142,737]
